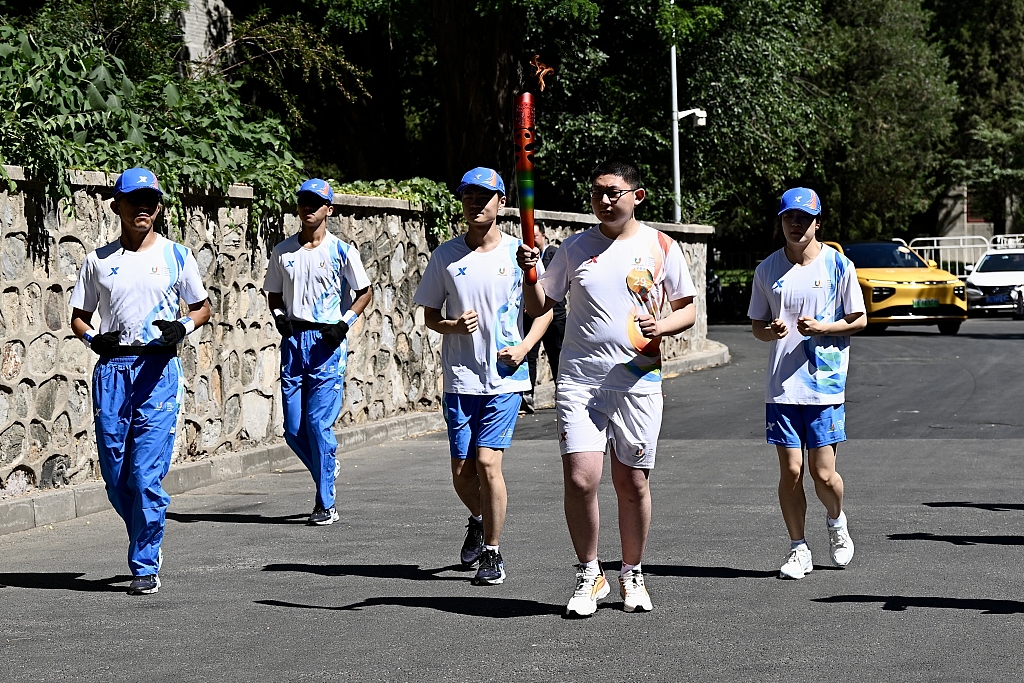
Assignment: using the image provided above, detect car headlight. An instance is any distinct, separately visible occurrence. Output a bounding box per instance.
[954,286,966,300]
[966,286,983,297]
[872,286,896,302]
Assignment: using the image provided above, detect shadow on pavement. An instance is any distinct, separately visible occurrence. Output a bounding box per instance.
[814,595,1024,615]
[0,573,131,592]
[167,512,308,525]
[642,564,777,579]
[924,501,1024,512]
[262,563,468,581]
[889,532,1024,546]
[255,596,562,618]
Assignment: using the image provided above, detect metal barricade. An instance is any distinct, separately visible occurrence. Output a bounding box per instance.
[909,236,990,277]
[991,234,1024,249]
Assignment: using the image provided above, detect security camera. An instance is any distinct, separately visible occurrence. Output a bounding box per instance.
[695,116,706,127]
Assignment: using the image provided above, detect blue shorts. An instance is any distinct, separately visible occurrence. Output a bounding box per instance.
[444,393,522,459]
[766,404,846,448]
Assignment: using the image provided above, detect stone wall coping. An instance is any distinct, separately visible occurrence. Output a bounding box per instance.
[497,207,714,236]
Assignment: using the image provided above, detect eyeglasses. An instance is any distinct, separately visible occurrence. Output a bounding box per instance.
[589,188,634,203]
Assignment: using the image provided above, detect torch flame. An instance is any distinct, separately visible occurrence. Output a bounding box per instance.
[530,55,555,92]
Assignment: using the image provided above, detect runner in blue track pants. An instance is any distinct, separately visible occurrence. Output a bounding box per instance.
[70,168,211,595]
[263,179,372,526]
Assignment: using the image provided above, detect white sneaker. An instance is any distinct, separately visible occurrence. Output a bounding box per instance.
[566,563,610,617]
[618,568,653,612]
[779,546,813,579]
[828,516,855,567]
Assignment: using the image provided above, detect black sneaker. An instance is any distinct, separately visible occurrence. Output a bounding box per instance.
[127,574,160,595]
[473,549,506,585]
[460,517,485,567]
[309,505,339,526]
[522,392,536,414]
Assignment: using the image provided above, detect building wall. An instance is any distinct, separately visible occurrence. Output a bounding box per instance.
[0,169,712,497]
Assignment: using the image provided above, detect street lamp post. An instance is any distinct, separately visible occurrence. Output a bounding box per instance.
[669,34,706,223]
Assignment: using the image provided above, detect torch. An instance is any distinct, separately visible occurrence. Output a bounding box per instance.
[514,92,537,285]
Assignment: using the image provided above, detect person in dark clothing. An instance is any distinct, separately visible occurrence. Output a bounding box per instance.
[523,224,567,412]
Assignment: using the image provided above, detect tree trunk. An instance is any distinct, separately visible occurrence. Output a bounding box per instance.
[429,0,522,189]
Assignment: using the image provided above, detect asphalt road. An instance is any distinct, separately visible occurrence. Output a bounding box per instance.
[2,319,1023,682]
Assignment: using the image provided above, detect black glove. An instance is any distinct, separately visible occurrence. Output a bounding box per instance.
[320,320,349,347]
[153,319,187,346]
[89,330,122,356]
[274,314,293,337]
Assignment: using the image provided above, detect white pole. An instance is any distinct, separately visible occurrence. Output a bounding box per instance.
[671,43,681,224]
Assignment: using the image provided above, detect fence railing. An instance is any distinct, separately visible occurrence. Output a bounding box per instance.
[909,236,990,277]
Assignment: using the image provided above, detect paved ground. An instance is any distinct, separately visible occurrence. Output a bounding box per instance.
[2,319,1023,682]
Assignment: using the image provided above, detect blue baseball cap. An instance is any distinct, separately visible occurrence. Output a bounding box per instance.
[457,167,505,196]
[778,187,821,216]
[113,168,163,197]
[298,178,334,204]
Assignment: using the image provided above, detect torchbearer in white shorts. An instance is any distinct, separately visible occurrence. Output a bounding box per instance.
[518,160,696,616]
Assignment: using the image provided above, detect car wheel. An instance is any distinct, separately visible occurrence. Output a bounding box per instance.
[938,321,961,335]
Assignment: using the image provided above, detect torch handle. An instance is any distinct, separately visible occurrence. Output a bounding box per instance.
[515,92,538,285]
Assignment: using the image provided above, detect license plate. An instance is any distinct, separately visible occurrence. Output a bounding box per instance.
[985,293,1010,304]
[912,299,939,308]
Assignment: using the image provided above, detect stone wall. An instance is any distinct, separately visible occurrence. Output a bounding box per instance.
[0,167,712,498]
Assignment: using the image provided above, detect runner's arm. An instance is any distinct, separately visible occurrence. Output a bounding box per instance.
[796,311,866,336]
[423,306,478,335]
[636,296,695,339]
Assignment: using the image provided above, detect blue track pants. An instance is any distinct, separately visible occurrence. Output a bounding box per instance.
[92,354,182,577]
[280,331,346,510]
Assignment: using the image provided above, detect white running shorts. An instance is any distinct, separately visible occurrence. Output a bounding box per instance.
[556,381,663,469]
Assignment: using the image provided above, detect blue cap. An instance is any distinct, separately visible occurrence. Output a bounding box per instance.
[113,168,163,197]
[298,178,334,204]
[778,187,821,216]
[457,167,505,196]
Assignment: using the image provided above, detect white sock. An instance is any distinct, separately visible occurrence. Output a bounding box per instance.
[827,511,846,528]
[484,544,499,552]
[791,539,809,551]
[580,558,600,573]
[471,514,482,523]
[620,562,641,576]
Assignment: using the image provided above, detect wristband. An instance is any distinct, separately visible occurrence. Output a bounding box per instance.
[178,316,196,335]
[272,308,287,319]
[342,309,358,326]
[82,330,95,346]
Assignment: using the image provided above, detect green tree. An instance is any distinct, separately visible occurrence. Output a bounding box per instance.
[818,0,957,240]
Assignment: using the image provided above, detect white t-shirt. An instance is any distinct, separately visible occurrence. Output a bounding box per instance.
[263,232,371,323]
[747,244,866,405]
[539,223,697,394]
[413,232,531,395]
[69,235,208,346]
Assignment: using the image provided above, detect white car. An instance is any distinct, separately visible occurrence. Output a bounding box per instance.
[965,247,1024,314]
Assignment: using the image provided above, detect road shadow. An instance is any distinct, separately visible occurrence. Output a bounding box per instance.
[0,573,131,592]
[954,332,1024,341]
[262,562,468,581]
[889,532,1024,546]
[255,596,562,618]
[924,501,1024,512]
[167,512,308,525]
[814,594,1024,615]
[642,564,777,579]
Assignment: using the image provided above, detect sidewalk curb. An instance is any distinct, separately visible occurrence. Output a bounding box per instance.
[0,410,445,537]
[530,339,731,409]
[0,342,730,537]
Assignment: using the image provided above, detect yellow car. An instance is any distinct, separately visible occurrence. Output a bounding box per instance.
[828,241,967,334]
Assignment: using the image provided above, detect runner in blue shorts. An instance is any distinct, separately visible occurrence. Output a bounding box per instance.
[748,188,867,579]
[414,167,552,586]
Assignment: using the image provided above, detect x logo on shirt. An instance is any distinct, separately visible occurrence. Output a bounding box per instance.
[286,260,295,268]
[109,267,119,276]
[588,255,599,264]
[456,267,467,276]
